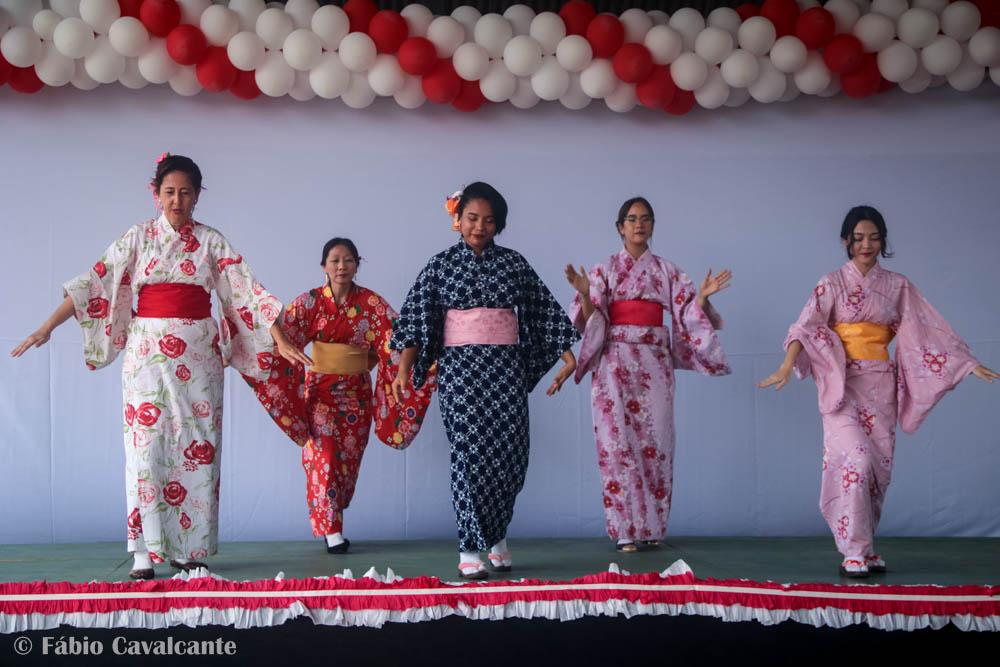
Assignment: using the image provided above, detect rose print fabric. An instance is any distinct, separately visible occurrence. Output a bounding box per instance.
[63,215,281,562]
[785,261,979,557]
[571,249,730,542]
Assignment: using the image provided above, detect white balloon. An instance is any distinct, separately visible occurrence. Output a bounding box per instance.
[33,10,64,41]
[394,73,426,108]
[947,47,985,90]
[724,85,751,107]
[50,0,81,19]
[289,69,315,101]
[72,59,100,89]
[255,50,294,96]
[579,58,616,98]
[229,0,267,33]
[475,13,513,59]
[853,0,873,13]
[877,40,918,82]
[853,13,895,52]
[990,65,1000,87]
[480,60,517,101]
[53,17,95,59]
[177,0,210,26]
[897,8,940,49]
[503,35,543,77]
[898,62,932,92]
[737,16,776,57]
[779,77,800,102]
[454,41,490,80]
[969,27,1000,67]
[530,12,566,54]
[871,0,908,20]
[940,1,982,42]
[118,57,148,89]
[282,28,321,71]
[556,34,592,72]
[137,38,177,84]
[644,25,683,65]
[721,48,760,88]
[695,26,734,66]
[1,26,42,67]
[426,16,465,58]
[748,56,786,102]
[79,0,119,34]
[560,72,591,109]
[770,35,807,73]
[339,32,376,73]
[341,71,376,109]
[824,0,862,34]
[793,51,832,93]
[401,4,433,38]
[620,8,653,43]
[0,0,42,27]
[284,0,319,30]
[671,52,709,91]
[695,65,730,108]
[200,5,239,47]
[706,7,741,36]
[647,11,670,27]
[309,51,349,98]
[84,34,125,83]
[531,56,570,100]
[510,76,540,108]
[35,42,74,86]
[669,7,705,52]
[605,80,637,112]
[452,6,482,40]
[256,7,293,50]
[169,65,201,96]
[108,17,148,57]
[312,5,348,51]
[227,31,265,71]
[921,34,963,75]
[0,8,14,36]
[503,4,535,36]
[911,0,949,14]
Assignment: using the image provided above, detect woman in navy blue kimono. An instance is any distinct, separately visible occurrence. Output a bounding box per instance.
[391,182,579,579]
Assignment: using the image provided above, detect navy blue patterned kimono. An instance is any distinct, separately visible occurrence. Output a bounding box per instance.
[391,240,580,551]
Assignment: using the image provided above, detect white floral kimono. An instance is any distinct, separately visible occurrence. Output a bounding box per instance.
[63,215,281,562]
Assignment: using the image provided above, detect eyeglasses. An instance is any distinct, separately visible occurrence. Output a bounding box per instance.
[624,215,653,224]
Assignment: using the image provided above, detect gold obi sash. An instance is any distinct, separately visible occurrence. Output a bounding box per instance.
[310,342,375,375]
[831,322,894,361]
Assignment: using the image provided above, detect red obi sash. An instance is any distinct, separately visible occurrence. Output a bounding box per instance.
[137,283,212,319]
[610,300,663,327]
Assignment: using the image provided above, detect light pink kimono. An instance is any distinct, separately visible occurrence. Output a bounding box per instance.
[786,261,979,558]
[572,250,730,542]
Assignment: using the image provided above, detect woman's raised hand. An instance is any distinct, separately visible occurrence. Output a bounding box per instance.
[699,269,733,301]
[564,264,590,296]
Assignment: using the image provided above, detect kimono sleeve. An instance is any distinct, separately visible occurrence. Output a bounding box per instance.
[784,276,846,414]
[62,225,140,370]
[389,260,443,390]
[668,268,731,377]
[210,233,282,380]
[571,263,610,382]
[517,258,581,393]
[895,278,979,434]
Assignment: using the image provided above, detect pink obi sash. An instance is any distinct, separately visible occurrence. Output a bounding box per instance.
[444,308,518,347]
[610,300,663,327]
[137,283,212,319]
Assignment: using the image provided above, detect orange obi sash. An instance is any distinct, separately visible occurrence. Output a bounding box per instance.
[610,300,663,327]
[137,283,211,319]
[310,342,374,375]
[443,308,518,346]
[831,322,894,361]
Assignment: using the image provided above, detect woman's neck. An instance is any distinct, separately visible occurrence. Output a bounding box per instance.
[624,241,648,260]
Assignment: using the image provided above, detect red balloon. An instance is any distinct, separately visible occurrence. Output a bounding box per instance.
[971,0,1000,28]
[344,0,378,34]
[397,37,437,76]
[196,46,237,92]
[841,52,881,99]
[823,34,864,75]
[453,79,487,112]
[422,59,461,104]
[635,65,676,109]
[0,53,12,87]
[612,43,653,84]
[664,88,695,116]
[761,0,800,38]
[230,70,261,100]
[140,0,181,38]
[369,10,408,54]
[795,7,836,50]
[586,14,625,59]
[9,66,44,94]
[559,0,597,37]
[119,0,144,19]
[877,77,895,94]
[166,24,208,66]
[735,3,761,21]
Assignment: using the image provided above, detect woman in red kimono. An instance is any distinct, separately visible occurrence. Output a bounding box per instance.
[246,238,435,553]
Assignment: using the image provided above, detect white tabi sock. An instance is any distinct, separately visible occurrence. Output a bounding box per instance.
[325,533,346,548]
[459,551,483,565]
[132,550,153,571]
[489,539,508,555]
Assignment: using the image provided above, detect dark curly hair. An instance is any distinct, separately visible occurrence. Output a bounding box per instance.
[150,154,204,193]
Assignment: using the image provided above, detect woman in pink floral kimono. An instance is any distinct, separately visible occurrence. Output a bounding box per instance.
[10,155,309,580]
[759,205,998,578]
[566,197,732,553]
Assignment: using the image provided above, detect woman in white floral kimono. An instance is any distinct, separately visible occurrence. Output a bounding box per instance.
[11,154,309,580]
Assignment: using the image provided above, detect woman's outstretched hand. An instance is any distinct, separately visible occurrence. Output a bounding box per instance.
[10,327,52,358]
[547,351,577,396]
[972,365,999,383]
[758,364,793,391]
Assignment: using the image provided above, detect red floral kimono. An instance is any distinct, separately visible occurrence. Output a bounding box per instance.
[245,284,435,536]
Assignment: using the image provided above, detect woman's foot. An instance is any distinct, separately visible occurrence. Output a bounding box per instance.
[129,550,155,580]
[458,561,489,579]
[865,553,887,573]
[487,539,512,572]
[838,557,870,578]
[640,540,661,549]
[326,533,350,554]
[616,540,638,553]
[169,558,208,571]
[128,568,154,580]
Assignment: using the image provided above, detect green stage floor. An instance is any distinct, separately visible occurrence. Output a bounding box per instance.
[1,537,997,586]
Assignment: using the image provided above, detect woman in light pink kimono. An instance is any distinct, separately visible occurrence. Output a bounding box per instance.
[759,205,998,578]
[566,197,732,553]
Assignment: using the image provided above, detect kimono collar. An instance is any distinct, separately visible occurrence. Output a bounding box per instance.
[457,239,497,260]
[616,246,652,270]
[156,213,195,239]
[321,282,357,306]
[844,259,882,283]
